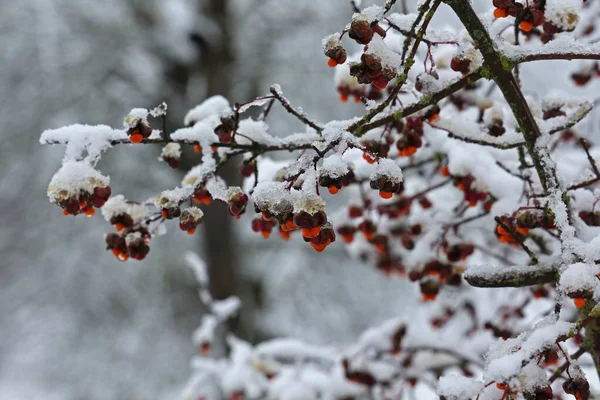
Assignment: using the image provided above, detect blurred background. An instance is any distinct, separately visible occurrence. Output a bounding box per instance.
[0,1,419,398]
[2,1,598,399]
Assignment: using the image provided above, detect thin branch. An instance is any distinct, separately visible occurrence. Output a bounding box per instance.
[349,0,443,134]
[269,86,323,133]
[356,69,483,134]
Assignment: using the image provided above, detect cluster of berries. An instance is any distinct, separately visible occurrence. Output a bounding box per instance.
[253,200,336,252]
[370,172,404,200]
[377,197,412,218]
[193,187,212,206]
[395,116,428,157]
[214,115,236,144]
[495,215,529,246]
[409,260,463,301]
[127,119,153,144]
[319,168,355,195]
[349,53,396,90]
[486,116,506,137]
[515,210,556,230]
[450,56,472,76]
[571,62,600,87]
[453,174,488,207]
[178,208,204,235]
[336,84,383,103]
[361,139,390,164]
[325,45,347,68]
[160,143,181,169]
[492,0,545,33]
[105,207,150,261]
[443,243,475,262]
[348,19,386,45]
[106,230,150,261]
[60,185,112,217]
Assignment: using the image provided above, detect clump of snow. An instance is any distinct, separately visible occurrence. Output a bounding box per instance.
[484,317,573,381]
[123,108,149,129]
[184,95,231,126]
[438,375,484,399]
[293,193,325,215]
[101,195,128,220]
[483,105,504,126]
[352,5,384,24]
[47,161,109,203]
[40,124,126,163]
[101,194,150,223]
[225,186,246,203]
[322,33,341,50]
[545,0,581,31]
[124,231,143,246]
[416,72,442,95]
[559,262,600,294]
[320,154,349,179]
[160,143,181,159]
[365,36,402,71]
[154,186,191,209]
[370,159,403,183]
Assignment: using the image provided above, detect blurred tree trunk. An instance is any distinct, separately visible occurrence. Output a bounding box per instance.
[201,0,238,303]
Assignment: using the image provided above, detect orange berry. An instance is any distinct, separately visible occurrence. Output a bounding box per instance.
[379,190,393,199]
[516,227,529,236]
[456,183,466,191]
[200,343,210,355]
[129,133,143,144]
[574,297,586,309]
[279,229,290,241]
[84,208,96,217]
[339,94,349,103]
[262,212,273,221]
[194,145,202,152]
[422,293,437,302]
[194,196,211,206]
[62,209,69,216]
[406,146,417,156]
[328,185,339,195]
[468,199,477,207]
[80,201,88,208]
[342,234,354,244]
[494,8,508,18]
[211,146,218,152]
[363,231,375,241]
[310,239,330,252]
[496,225,508,235]
[354,96,362,103]
[261,230,270,239]
[520,21,533,32]
[115,223,125,232]
[327,58,338,68]
[187,228,196,235]
[302,226,321,238]
[111,248,121,257]
[161,209,168,219]
[496,383,507,390]
[375,243,386,253]
[440,165,450,177]
[283,219,299,231]
[428,113,440,123]
[117,253,129,261]
[362,152,376,164]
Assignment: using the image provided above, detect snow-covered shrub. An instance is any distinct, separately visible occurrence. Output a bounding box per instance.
[41,0,600,398]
